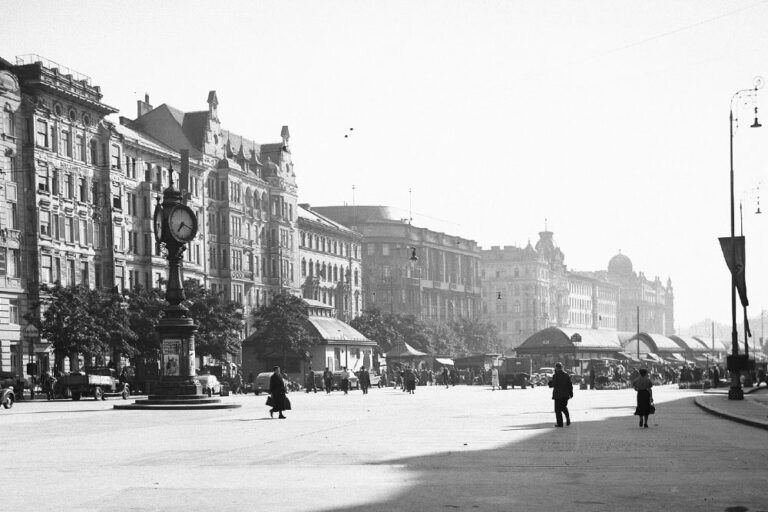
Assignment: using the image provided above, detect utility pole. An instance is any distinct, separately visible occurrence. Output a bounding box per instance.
[636,306,640,361]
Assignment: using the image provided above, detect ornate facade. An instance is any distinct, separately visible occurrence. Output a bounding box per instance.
[0,54,301,378]
[313,206,482,322]
[480,230,667,351]
[297,204,363,322]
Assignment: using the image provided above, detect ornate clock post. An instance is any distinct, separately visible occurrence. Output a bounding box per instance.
[153,177,201,396]
[116,173,239,409]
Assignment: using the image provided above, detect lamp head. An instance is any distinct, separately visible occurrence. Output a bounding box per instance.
[751,107,762,128]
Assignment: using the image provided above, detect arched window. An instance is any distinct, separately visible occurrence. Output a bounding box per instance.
[245,187,252,207]
[514,268,519,277]
[301,259,307,278]
[333,265,338,282]
[261,192,268,211]
[308,259,313,277]
[354,270,359,286]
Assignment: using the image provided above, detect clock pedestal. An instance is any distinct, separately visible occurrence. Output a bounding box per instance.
[116,177,240,410]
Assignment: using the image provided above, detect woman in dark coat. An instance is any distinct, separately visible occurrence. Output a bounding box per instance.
[404,367,417,394]
[268,366,291,419]
[633,368,653,428]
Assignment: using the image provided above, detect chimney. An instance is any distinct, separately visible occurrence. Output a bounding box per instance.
[137,93,153,118]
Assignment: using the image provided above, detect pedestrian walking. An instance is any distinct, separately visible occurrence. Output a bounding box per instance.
[323,367,333,393]
[267,366,290,419]
[548,362,573,427]
[340,367,350,394]
[490,366,500,391]
[305,369,317,393]
[233,371,243,394]
[359,366,371,394]
[633,368,654,428]
[404,366,416,394]
[442,367,449,388]
[589,366,596,390]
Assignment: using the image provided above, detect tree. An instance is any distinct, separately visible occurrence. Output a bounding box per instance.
[249,292,312,368]
[350,307,399,353]
[183,280,244,360]
[96,287,138,360]
[451,317,502,355]
[29,283,108,363]
[422,319,463,355]
[124,284,166,361]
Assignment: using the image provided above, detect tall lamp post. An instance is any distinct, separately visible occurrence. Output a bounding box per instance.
[727,77,763,400]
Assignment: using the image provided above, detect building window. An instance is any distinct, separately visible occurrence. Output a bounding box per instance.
[41,255,52,283]
[40,210,51,236]
[7,249,18,278]
[62,130,72,157]
[111,144,121,169]
[8,299,18,324]
[36,120,48,147]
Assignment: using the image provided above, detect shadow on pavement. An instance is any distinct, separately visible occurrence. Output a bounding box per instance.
[315,395,767,512]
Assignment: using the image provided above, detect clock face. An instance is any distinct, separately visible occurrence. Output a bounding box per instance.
[168,205,198,243]
[153,205,163,242]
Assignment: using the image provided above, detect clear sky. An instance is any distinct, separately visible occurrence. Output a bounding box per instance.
[4,0,768,329]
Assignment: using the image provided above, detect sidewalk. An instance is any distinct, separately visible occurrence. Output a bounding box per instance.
[695,386,768,430]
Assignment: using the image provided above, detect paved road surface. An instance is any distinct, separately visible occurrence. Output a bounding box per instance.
[4,385,767,511]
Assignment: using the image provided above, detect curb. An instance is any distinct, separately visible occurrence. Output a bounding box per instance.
[694,396,768,431]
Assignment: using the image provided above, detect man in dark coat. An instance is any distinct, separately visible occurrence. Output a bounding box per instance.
[359,366,371,395]
[323,367,333,394]
[548,362,573,427]
[268,366,290,419]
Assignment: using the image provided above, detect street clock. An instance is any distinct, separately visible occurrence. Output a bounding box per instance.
[168,205,198,243]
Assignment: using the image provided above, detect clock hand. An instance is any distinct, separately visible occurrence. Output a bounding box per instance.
[177,221,188,233]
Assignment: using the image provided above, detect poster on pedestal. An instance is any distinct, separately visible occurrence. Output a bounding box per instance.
[162,339,182,376]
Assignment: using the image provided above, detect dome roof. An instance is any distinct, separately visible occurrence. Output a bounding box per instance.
[608,253,633,275]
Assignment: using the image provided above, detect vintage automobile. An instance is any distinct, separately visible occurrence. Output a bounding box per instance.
[332,370,360,391]
[498,358,531,389]
[59,367,130,401]
[0,371,16,410]
[196,374,221,396]
[253,372,272,395]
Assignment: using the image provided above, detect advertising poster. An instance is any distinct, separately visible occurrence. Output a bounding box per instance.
[162,339,182,377]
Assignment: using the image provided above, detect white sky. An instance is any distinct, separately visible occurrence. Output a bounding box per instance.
[4,0,768,328]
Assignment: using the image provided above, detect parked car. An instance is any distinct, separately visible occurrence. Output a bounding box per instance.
[538,367,555,379]
[196,374,221,396]
[0,371,16,410]
[332,370,360,391]
[253,372,272,395]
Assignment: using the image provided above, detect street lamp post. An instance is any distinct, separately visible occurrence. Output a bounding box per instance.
[727,77,763,400]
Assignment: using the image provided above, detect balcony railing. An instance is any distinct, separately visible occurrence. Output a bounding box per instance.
[16,54,92,85]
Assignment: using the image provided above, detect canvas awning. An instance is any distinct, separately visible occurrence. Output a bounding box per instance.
[388,342,428,358]
[670,353,686,362]
[617,351,640,362]
[642,353,663,363]
[435,357,454,366]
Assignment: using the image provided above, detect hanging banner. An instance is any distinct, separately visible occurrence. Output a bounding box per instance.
[718,236,749,307]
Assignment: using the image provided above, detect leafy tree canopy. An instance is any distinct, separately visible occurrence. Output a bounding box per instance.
[183,280,244,360]
[249,292,311,367]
